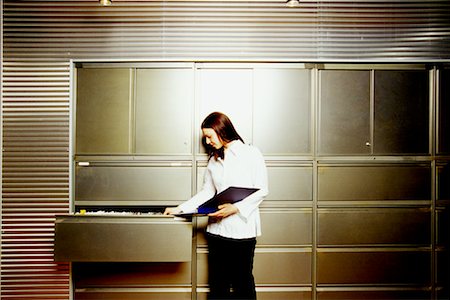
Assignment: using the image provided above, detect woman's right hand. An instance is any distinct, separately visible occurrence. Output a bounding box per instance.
[163,207,182,215]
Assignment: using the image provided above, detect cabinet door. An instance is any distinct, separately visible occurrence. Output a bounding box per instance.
[439,68,450,154]
[76,68,132,154]
[318,70,371,155]
[437,161,450,202]
[197,68,253,148]
[374,70,429,154]
[253,68,311,154]
[135,68,193,154]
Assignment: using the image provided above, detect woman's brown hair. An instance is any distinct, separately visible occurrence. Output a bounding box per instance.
[201,112,244,160]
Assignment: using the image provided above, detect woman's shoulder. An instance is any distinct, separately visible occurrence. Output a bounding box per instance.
[240,143,264,159]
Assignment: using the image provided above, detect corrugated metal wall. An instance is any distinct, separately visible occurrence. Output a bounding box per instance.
[1,1,450,299]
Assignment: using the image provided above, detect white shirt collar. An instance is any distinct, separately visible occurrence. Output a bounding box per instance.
[225,139,244,157]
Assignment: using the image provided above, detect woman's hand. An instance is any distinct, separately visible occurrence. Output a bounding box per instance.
[163,207,181,215]
[208,203,238,219]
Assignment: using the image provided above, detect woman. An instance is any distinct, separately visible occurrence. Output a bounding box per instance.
[164,112,268,300]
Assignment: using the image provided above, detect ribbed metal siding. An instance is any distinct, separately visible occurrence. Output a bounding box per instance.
[2,0,450,61]
[1,61,71,299]
[1,1,450,300]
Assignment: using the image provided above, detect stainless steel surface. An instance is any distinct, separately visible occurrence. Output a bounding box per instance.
[316,288,431,300]
[317,249,431,285]
[438,68,450,154]
[54,215,192,262]
[2,0,450,298]
[75,290,192,300]
[318,164,431,201]
[253,68,311,154]
[318,208,431,246]
[437,162,450,202]
[319,70,371,155]
[259,209,312,246]
[197,289,313,300]
[135,68,194,155]
[3,1,450,61]
[2,59,450,299]
[374,70,429,154]
[75,164,192,205]
[76,68,133,154]
[73,262,192,285]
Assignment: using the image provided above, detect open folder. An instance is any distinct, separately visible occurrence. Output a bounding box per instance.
[175,186,259,217]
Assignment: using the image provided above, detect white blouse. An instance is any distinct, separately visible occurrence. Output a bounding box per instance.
[178,140,269,239]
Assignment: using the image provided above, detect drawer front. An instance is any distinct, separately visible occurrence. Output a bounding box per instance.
[318,208,431,246]
[316,289,431,300]
[76,165,192,204]
[318,165,431,201]
[197,249,312,285]
[259,209,312,246]
[317,250,431,285]
[73,262,192,286]
[55,216,192,262]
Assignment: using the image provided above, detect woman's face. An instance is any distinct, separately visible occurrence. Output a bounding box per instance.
[202,128,224,149]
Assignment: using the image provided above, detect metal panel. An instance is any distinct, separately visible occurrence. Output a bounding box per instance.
[255,290,313,300]
[75,164,192,204]
[197,250,312,285]
[266,166,313,201]
[197,290,313,300]
[135,68,194,155]
[74,290,192,300]
[54,215,192,262]
[255,250,312,285]
[253,68,311,154]
[374,70,429,154]
[318,165,431,201]
[197,68,253,145]
[318,208,431,246]
[436,250,450,298]
[73,262,192,286]
[3,1,450,61]
[258,209,312,246]
[436,207,450,247]
[2,1,450,298]
[76,68,132,154]
[317,250,431,285]
[1,60,71,299]
[438,68,450,154]
[318,70,371,155]
[317,289,431,300]
[437,162,450,202]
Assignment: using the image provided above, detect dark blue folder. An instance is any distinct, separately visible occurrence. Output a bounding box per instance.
[196,186,260,215]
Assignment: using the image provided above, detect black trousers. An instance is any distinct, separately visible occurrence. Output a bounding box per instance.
[206,233,257,300]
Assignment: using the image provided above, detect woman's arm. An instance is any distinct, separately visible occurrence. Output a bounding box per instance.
[164,166,216,215]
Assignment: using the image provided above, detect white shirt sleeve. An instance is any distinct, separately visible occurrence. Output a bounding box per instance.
[233,147,268,221]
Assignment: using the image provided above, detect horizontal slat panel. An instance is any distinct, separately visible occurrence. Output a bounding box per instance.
[3,1,450,61]
[1,60,71,299]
